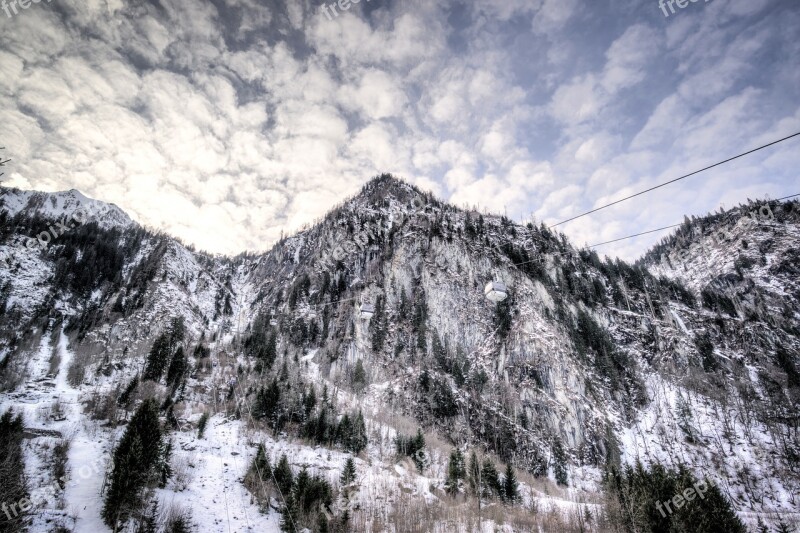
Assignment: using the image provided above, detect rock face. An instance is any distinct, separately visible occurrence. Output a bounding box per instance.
[1,175,799,527]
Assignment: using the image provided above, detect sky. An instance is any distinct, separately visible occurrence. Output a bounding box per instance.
[0,0,798,260]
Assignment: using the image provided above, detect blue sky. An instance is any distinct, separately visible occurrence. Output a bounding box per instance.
[0,0,798,259]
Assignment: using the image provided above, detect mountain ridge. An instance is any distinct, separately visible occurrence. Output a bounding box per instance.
[1,178,799,531]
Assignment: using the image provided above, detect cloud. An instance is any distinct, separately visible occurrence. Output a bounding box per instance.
[0,0,796,262]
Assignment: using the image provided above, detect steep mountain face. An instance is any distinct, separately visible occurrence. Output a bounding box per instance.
[0,177,798,532]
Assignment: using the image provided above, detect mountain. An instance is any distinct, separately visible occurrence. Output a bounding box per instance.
[0,175,798,532]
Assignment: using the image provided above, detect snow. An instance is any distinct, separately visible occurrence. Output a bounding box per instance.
[2,187,799,531]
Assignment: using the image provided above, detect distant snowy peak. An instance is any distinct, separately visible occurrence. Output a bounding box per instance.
[0,187,134,229]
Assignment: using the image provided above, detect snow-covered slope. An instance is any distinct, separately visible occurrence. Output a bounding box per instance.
[1,178,798,532]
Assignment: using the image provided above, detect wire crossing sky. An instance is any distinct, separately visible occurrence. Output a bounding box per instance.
[0,0,798,260]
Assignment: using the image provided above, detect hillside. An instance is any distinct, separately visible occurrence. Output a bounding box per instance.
[0,176,798,532]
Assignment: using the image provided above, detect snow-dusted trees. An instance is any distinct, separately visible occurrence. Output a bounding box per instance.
[0,410,28,532]
[143,333,171,382]
[340,457,356,486]
[370,295,387,352]
[396,429,427,471]
[102,399,164,529]
[502,462,519,504]
[244,312,278,370]
[445,448,466,495]
[480,458,502,499]
[552,438,568,486]
[144,317,186,383]
[605,462,746,533]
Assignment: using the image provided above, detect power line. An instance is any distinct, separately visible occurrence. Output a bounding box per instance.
[549,131,800,228]
[589,224,683,248]
[506,192,800,267]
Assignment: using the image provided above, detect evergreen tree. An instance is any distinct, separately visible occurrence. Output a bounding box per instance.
[606,462,746,533]
[553,439,568,486]
[136,501,158,533]
[0,410,28,533]
[197,412,209,439]
[340,457,356,486]
[166,346,187,390]
[159,439,173,487]
[371,295,387,352]
[467,451,481,497]
[280,493,298,532]
[168,316,186,350]
[143,333,171,382]
[254,379,283,431]
[395,429,427,471]
[117,375,139,408]
[502,463,519,504]
[349,411,368,454]
[494,298,513,339]
[676,394,696,443]
[274,454,294,497]
[481,459,502,499]
[102,399,163,528]
[445,448,466,495]
[695,332,717,372]
[352,360,367,393]
[776,345,800,388]
[251,443,272,479]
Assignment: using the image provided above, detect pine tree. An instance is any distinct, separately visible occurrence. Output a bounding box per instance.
[143,333,171,382]
[274,454,294,497]
[254,379,282,431]
[502,463,519,504]
[166,346,187,390]
[197,412,209,439]
[371,295,387,352]
[481,459,501,499]
[102,399,163,528]
[159,439,173,487]
[251,443,272,480]
[0,410,28,532]
[467,451,481,497]
[136,500,158,533]
[552,439,568,486]
[348,410,367,455]
[445,448,466,495]
[676,393,696,443]
[117,375,139,408]
[412,429,426,471]
[280,492,298,532]
[340,457,356,486]
[352,360,367,393]
[168,316,186,350]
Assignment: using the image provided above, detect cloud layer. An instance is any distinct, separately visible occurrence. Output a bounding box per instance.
[1,0,798,258]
